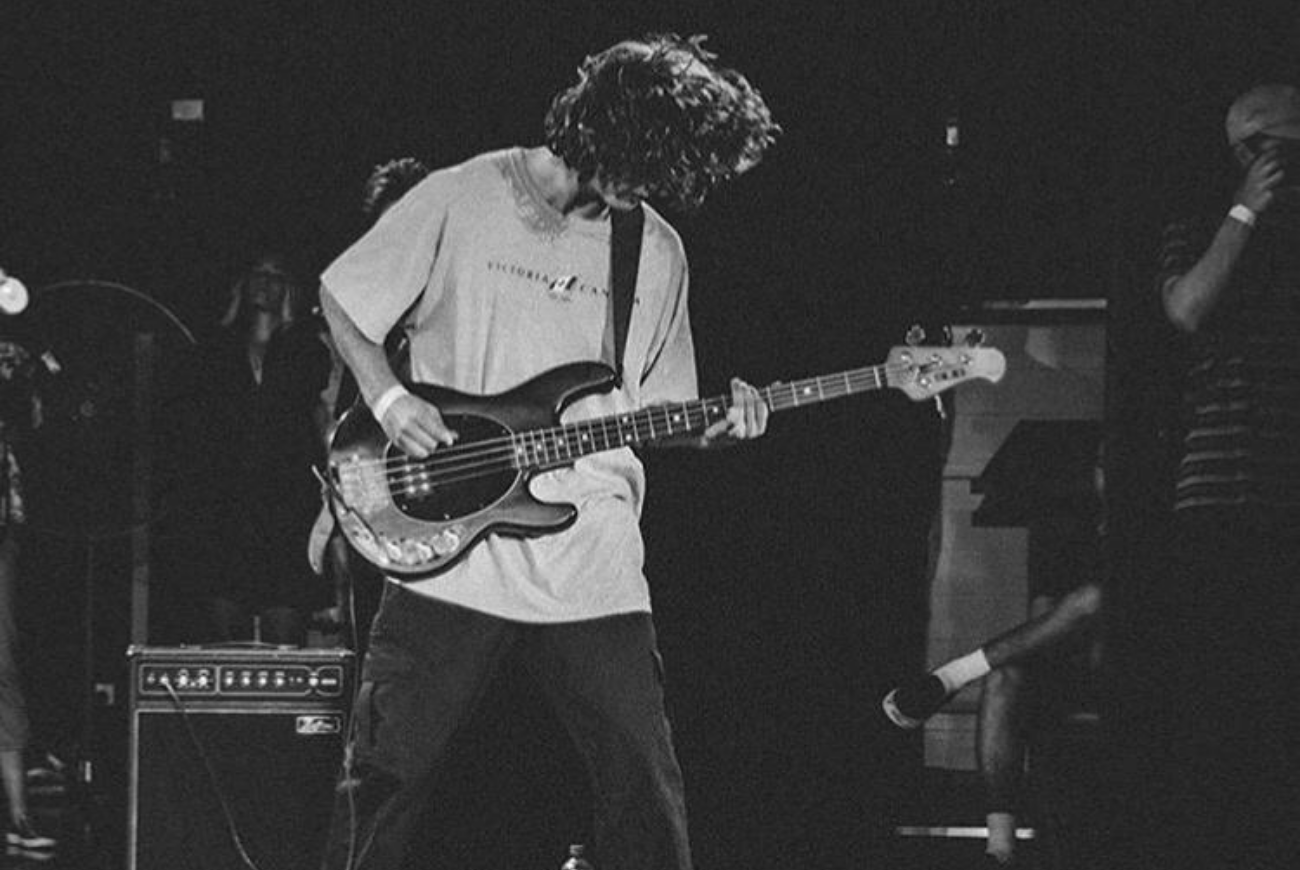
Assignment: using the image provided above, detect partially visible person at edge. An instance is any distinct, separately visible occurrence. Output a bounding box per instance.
[317,34,777,870]
[1141,82,1300,870]
[0,273,57,854]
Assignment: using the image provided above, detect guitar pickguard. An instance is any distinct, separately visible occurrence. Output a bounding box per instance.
[327,368,606,577]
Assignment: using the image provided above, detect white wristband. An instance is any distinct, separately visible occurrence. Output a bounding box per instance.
[1228,204,1257,227]
[371,384,411,423]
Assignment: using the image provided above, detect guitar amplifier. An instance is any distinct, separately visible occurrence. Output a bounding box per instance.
[127,645,354,870]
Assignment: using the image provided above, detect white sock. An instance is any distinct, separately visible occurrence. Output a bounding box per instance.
[932,649,991,693]
[986,811,1017,861]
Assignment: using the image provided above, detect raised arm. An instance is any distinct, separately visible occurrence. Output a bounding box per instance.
[1162,145,1285,333]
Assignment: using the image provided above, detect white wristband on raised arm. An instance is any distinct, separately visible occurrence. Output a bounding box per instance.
[1228,204,1257,227]
[371,384,411,423]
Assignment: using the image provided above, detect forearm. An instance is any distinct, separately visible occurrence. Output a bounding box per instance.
[320,287,401,408]
[1163,212,1253,333]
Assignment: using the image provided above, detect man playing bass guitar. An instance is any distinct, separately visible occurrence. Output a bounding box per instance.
[318,34,777,870]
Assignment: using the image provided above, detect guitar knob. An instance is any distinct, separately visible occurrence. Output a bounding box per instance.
[964,328,985,347]
[429,527,462,556]
[905,324,926,346]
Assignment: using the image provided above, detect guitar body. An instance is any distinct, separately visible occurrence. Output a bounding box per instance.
[328,361,618,578]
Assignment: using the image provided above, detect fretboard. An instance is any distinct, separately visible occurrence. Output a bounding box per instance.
[515,362,891,470]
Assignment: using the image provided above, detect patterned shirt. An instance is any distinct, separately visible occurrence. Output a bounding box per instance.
[1157,215,1300,511]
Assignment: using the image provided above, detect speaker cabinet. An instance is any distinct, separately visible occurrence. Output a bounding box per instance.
[127,646,354,870]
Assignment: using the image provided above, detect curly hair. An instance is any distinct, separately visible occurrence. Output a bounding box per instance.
[544,34,779,211]
[361,157,432,220]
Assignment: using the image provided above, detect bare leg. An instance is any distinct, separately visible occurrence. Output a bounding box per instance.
[883,583,1103,729]
[979,664,1028,863]
[0,535,28,825]
[0,748,24,825]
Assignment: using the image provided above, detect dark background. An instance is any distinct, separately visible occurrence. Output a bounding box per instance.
[2,1,1299,868]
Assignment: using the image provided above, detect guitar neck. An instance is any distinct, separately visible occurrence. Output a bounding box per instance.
[761,363,892,412]
[522,363,890,471]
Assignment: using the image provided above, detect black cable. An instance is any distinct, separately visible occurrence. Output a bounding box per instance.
[161,680,266,870]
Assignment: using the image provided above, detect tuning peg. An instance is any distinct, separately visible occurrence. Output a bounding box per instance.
[964,328,985,347]
[905,324,926,346]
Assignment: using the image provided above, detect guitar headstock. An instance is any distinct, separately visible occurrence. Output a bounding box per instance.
[885,344,1006,401]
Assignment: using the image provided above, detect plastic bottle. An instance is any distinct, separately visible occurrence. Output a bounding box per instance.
[560,843,594,870]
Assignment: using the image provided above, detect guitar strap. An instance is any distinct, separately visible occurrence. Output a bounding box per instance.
[608,205,644,387]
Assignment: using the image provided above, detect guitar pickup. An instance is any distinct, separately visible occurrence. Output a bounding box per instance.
[337,458,391,515]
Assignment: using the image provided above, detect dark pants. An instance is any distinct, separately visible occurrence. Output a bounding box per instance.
[0,534,27,753]
[321,585,692,870]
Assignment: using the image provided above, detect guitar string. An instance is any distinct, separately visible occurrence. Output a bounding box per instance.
[340,362,942,495]
[339,385,904,498]
[347,399,730,477]
[337,351,988,479]
[343,362,916,477]
[340,366,977,499]
[358,403,731,495]
[345,358,915,470]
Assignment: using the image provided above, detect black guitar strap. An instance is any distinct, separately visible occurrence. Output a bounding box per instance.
[608,205,644,387]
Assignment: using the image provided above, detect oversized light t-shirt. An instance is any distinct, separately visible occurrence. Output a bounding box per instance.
[320,147,699,622]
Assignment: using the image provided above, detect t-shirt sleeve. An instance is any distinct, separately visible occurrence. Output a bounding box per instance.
[638,255,699,406]
[319,173,454,343]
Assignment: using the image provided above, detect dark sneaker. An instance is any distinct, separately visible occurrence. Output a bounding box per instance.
[881,674,951,729]
[6,818,56,851]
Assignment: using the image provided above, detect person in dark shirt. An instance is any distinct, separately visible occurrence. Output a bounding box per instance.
[193,250,333,645]
[1142,82,1300,870]
[0,271,56,853]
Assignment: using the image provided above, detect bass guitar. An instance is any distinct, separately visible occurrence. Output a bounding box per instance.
[325,342,1005,577]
